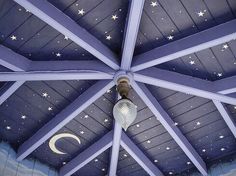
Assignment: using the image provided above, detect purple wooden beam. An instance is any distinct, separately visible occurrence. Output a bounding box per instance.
[213,75,236,95]
[108,122,122,176]
[131,81,207,175]
[59,131,113,176]
[213,100,236,138]
[0,45,30,106]
[14,0,119,70]
[134,67,236,105]
[131,19,236,72]
[17,80,115,161]
[121,132,164,176]
[0,45,31,71]
[0,81,25,105]
[30,60,114,72]
[0,71,114,81]
[120,0,144,70]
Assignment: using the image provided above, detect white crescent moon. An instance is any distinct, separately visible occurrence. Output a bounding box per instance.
[49,133,81,155]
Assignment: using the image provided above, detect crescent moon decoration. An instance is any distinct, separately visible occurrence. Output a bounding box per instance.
[49,133,81,155]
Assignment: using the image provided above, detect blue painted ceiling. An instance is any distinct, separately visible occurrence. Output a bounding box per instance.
[0,0,236,175]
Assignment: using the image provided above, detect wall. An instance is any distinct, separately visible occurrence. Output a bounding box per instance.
[0,142,58,176]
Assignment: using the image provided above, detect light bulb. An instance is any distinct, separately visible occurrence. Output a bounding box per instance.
[113,98,137,131]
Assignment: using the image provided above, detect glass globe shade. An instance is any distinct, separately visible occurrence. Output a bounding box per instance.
[113,98,137,131]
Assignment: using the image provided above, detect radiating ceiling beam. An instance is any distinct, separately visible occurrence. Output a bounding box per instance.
[120,0,144,70]
[134,67,236,105]
[0,81,25,105]
[59,131,113,176]
[14,0,119,70]
[17,80,115,161]
[131,19,236,72]
[108,122,122,176]
[131,81,207,176]
[121,132,164,176]
[0,45,31,71]
[30,60,114,72]
[0,71,114,81]
[213,75,236,95]
[213,100,236,138]
[0,45,29,105]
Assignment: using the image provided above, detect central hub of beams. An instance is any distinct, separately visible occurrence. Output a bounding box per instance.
[113,70,133,85]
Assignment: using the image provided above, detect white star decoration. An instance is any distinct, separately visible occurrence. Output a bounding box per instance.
[64,36,69,40]
[223,44,228,49]
[150,1,158,7]
[106,35,112,40]
[6,126,11,130]
[189,60,195,65]
[11,35,17,40]
[197,11,204,17]
[48,107,53,111]
[78,9,85,15]
[217,73,223,77]
[111,15,118,20]
[21,115,27,119]
[42,92,48,98]
[167,35,174,40]
[56,52,61,57]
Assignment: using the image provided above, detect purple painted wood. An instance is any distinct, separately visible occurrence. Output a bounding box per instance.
[213,100,236,138]
[213,75,236,95]
[59,131,113,176]
[121,132,164,176]
[0,71,114,81]
[132,19,236,72]
[0,45,31,71]
[120,0,144,70]
[0,81,25,105]
[131,81,207,175]
[30,60,114,72]
[13,0,119,70]
[17,80,115,161]
[108,122,122,176]
[134,67,236,105]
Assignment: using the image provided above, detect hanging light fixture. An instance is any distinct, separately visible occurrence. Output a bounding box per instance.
[113,77,137,131]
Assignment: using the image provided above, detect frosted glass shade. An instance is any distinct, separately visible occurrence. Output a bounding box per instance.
[113,98,137,131]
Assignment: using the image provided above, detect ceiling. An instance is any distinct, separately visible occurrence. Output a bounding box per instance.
[0,0,236,176]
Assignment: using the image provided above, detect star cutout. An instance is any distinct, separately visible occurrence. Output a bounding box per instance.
[48,107,53,111]
[221,148,226,151]
[111,15,118,20]
[136,124,140,128]
[202,149,206,152]
[10,35,17,40]
[150,1,158,7]
[94,159,98,162]
[196,121,201,126]
[6,126,11,130]
[189,60,195,65]
[21,115,27,119]
[166,147,170,150]
[80,131,84,134]
[219,135,224,139]
[102,168,105,172]
[42,92,48,97]
[78,9,85,15]
[104,118,109,123]
[106,35,112,40]
[154,159,158,163]
[187,161,191,165]
[167,35,174,40]
[223,44,228,49]
[56,52,61,57]
[64,36,69,40]
[217,73,223,77]
[147,140,151,144]
[197,11,204,17]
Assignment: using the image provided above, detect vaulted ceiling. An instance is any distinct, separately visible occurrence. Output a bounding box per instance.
[0,0,236,176]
